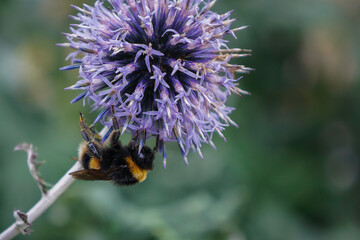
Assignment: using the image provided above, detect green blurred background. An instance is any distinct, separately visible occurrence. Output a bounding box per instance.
[1,0,359,239]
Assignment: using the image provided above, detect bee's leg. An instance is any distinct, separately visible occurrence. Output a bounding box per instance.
[88,123,102,141]
[110,106,120,145]
[132,131,139,144]
[79,112,92,141]
[127,131,139,150]
[132,131,140,142]
[79,112,101,158]
[153,135,159,152]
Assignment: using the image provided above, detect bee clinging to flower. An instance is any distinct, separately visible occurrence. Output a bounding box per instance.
[59,0,252,167]
[70,109,156,186]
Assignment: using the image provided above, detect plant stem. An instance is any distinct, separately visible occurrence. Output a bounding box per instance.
[0,161,82,240]
[0,127,108,240]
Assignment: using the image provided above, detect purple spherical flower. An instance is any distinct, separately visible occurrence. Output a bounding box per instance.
[59,0,251,167]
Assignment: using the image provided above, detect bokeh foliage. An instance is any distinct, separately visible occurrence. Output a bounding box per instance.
[0,0,359,239]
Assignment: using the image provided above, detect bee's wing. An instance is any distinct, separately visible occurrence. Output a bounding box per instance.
[69,166,127,181]
[70,169,112,181]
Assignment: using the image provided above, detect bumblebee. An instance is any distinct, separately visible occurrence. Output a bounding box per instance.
[70,111,157,186]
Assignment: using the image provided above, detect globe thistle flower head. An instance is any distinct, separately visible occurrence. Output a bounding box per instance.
[59,0,252,167]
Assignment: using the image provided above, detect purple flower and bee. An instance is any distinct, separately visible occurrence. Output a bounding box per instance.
[59,0,251,167]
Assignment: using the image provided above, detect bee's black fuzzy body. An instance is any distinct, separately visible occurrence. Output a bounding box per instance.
[70,113,156,186]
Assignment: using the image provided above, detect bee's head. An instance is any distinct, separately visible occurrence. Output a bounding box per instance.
[128,144,155,170]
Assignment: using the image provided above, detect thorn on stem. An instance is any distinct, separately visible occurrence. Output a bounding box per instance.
[13,210,32,235]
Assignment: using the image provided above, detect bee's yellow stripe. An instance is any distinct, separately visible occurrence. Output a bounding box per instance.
[125,156,147,182]
[89,157,101,170]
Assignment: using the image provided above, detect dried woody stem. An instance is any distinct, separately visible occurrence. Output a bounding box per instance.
[0,128,108,240]
[0,146,81,240]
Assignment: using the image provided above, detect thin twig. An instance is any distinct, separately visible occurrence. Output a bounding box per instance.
[0,161,81,240]
[0,127,107,240]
